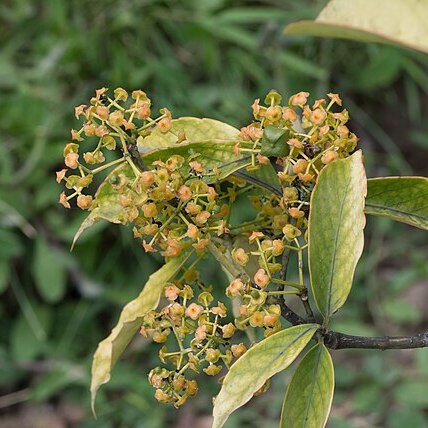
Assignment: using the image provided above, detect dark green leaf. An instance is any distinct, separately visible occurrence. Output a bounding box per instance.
[260,125,290,157]
[365,177,428,230]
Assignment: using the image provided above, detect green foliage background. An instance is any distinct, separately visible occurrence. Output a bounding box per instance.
[1,0,427,426]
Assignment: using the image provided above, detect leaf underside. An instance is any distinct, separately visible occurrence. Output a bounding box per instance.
[212,324,319,428]
[308,151,367,321]
[284,0,428,54]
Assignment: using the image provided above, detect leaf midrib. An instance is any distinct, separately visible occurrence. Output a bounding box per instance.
[325,173,353,318]
[301,345,323,427]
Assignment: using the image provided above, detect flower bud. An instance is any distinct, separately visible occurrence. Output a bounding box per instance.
[292,159,308,175]
[204,364,222,376]
[321,150,339,165]
[153,330,168,343]
[231,343,247,358]
[283,224,302,241]
[77,194,93,209]
[195,325,207,342]
[205,348,221,363]
[143,202,157,218]
[222,323,236,339]
[109,110,124,126]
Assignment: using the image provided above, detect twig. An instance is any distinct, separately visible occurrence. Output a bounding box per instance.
[298,289,316,323]
[276,298,306,326]
[323,330,428,350]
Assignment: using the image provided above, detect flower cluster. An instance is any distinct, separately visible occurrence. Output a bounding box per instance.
[142,278,248,406]
[56,88,237,256]
[237,89,358,225]
[58,88,359,407]
[57,88,169,209]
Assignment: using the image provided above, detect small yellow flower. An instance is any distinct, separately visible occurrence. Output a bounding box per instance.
[282,107,297,122]
[321,150,339,165]
[226,278,245,297]
[292,159,308,175]
[327,93,342,106]
[185,303,204,320]
[55,169,68,183]
[233,248,249,266]
[288,207,305,219]
[231,343,247,358]
[254,268,269,289]
[290,91,309,106]
[64,152,79,169]
[58,192,70,209]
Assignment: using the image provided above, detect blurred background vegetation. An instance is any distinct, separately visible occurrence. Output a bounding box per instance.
[1,0,427,427]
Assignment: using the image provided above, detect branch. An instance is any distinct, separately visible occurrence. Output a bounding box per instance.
[324,330,428,350]
[276,298,307,326]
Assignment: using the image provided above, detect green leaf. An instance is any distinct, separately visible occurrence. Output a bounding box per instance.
[365,177,428,230]
[308,151,366,322]
[33,238,67,303]
[138,117,240,153]
[285,0,428,54]
[280,343,334,428]
[144,140,250,178]
[212,324,319,428]
[72,163,134,249]
[260,125,290,157]
[140,116,281,191]
[11,307,51,362]
[90,252,191,413]
[0,258,10,293]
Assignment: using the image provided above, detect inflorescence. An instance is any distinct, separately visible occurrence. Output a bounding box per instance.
[58,88,358,406]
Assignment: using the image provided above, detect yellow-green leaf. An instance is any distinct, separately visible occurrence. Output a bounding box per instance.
[72,163,133,248]
[308,151,366,322]
[143,140,280,193]
[212,324,319,428]
[280,343,334,428]
[365,177,428,230]
[143,139,250,178]
[285,0,428,54]
[139,116,281,193]
[90,252,190,413]
[138,117,240,153]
